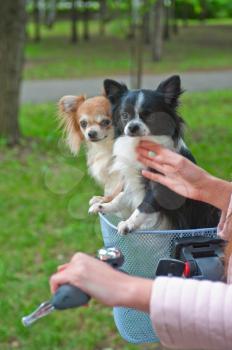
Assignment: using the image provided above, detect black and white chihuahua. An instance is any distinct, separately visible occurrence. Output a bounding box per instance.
[89,75,219,234]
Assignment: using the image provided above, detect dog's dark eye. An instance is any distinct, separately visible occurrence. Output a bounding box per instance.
[140,110,151,119]
[100,119,111,127]
[80,120,87,128]
[121,112,129,120]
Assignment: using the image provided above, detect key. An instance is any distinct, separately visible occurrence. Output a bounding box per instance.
[22,284,90,327]
[22,247,124,327]
[22,301,54,327]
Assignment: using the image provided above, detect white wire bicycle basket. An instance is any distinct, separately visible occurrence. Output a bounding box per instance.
[99,213,217,344]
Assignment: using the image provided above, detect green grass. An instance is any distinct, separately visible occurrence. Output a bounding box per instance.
[180,18,232,26]
[24,19,232,79]
[182,90,232,179]
[0,90,232,350]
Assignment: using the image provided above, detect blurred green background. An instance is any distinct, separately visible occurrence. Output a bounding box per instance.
[0,1,232,349]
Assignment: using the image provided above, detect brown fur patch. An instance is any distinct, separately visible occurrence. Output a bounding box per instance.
[77,96,111,121]
[58,95,112,154]
[58,95,86,154]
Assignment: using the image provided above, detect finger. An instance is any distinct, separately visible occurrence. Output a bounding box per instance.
[137,155,167,174]
[137,147,167,163]
[137,145,167,164]
[70,252,86,263]
[57,263,69,272]
[137,147,157,160]
[137,155,161,171]
[138,155,177,175]
[138,141,164,154]
[137,147,167,166]
[50,271,69,294]
[141,170,171,188]
[139,142,182,167]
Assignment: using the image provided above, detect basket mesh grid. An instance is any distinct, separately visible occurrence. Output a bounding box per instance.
[99,213,217,344]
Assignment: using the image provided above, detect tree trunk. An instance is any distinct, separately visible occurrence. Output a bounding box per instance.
[0,0,26,145]
[199,0,208,23]
[71,0,78,43]
[151,0,164,62]
[33,0,41,42]
[172,0,178,34]
[45,0,57,29]
[83,0,90,41]
[127,0,135,39]
[130,23,143,89]
[182,4,189,28]
[130,0,143,89]
[163,4,170,40]
[99,0,107,36]
[143,9,150,44]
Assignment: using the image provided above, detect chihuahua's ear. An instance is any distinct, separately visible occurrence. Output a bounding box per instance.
[157,75,183,107]
[58,95,86,155]
[59,95,85,114]
[103,79,128,104]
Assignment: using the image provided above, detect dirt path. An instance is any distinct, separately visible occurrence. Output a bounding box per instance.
[21,70,232,103]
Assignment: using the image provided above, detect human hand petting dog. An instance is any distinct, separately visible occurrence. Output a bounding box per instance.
[50,252,152,312]
[137,141,232,212]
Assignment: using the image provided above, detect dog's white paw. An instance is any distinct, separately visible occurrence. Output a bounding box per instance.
[88,203,105,215]
[89,196,104,206]
[117,220,134,235]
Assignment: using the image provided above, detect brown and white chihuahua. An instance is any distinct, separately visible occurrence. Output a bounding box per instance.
[58,95,122,205]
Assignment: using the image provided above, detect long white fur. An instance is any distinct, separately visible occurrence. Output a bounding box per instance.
[89,134,178,231]
[111,135,175,212]
[86,128,120,195]
[135,92,144,115]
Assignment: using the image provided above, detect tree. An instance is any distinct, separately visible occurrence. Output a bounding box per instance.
[99,0,107,36]
[164,0,171,40]
[0,0,26,145]
[33,0,41,41]
[151,0,165,61]
[45,0,57,29]
[199,0,208,22]
[130,0,144,89]
[83,0,90,41]
[171,0,178,34]
[180,1,190,27]
[126,0,135,39]
[143,2,151,44]
[71,0,79,43]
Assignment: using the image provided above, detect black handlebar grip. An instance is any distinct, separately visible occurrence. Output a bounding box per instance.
[52,284,91,310]
[51,248,123,310]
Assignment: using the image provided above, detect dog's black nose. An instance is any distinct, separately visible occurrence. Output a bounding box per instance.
[88,130,98,139]
[128,123,140,134]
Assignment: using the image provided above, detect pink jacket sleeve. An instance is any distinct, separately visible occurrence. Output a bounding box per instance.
[150,194,232,349]
[150,277,232,350]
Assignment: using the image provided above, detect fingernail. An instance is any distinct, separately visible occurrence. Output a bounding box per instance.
[148,151,156,158]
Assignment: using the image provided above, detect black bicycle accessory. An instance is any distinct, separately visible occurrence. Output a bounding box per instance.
[156,259,186,277]
[156,238,225,281]
[22,247,124,327]
[52,284,91,310]
[53,247,124,310]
